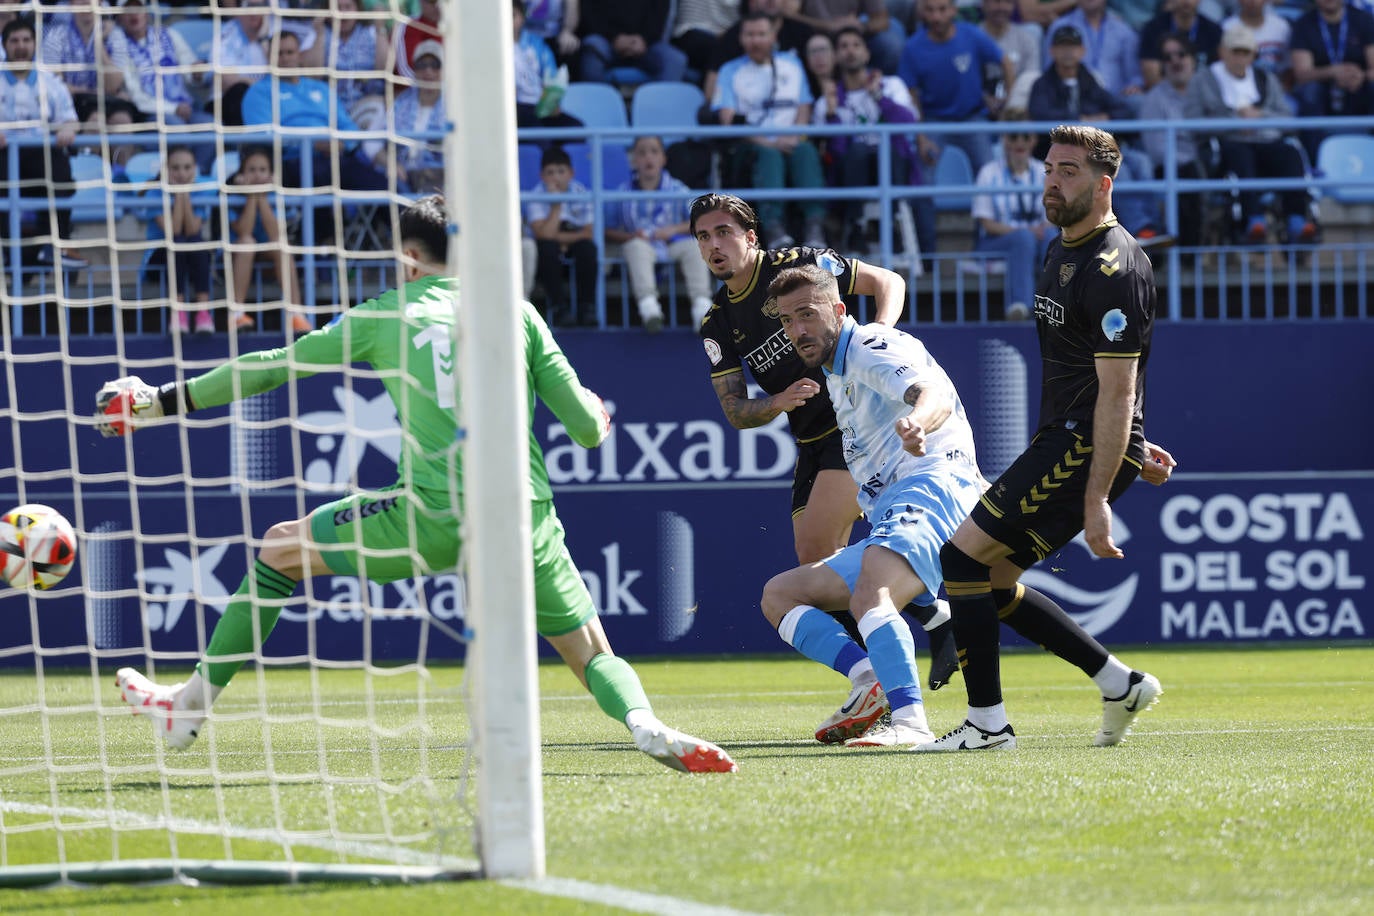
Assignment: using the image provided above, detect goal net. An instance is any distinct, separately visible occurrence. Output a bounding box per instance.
[0,0,539,885]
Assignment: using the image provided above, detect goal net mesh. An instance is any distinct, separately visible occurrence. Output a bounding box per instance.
[0,0,495,885]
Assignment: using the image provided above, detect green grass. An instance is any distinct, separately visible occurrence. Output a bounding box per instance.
[2,645,1372,914]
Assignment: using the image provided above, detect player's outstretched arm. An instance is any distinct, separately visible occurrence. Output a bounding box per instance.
[853,259,906,326]
[94,376,193,437]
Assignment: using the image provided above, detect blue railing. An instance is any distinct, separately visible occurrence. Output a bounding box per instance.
[6,115,1374,334]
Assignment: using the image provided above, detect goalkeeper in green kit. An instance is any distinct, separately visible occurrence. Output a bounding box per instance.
[96,195,736,774]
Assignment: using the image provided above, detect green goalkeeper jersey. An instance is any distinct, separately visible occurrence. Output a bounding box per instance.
[186,275,606,506]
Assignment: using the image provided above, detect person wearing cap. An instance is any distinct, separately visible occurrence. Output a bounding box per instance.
[1029,25,1166,243]
[1185,23,1317,245]
[390,40,445,195]
[1138,33,1206,252]
[1221,0,1293,83]
[393,0,442,80]
[1139,0,1223,91]
[1042,0,1142,105]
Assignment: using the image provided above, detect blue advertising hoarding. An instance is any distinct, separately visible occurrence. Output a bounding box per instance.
[2,321,1371,666]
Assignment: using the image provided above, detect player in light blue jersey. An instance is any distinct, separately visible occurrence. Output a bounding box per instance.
[759,264,986,747]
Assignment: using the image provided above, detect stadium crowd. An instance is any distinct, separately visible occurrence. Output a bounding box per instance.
[1,0,1369,331]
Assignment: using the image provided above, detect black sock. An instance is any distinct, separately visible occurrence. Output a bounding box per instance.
[941,542,1002,708]
[996,583,1110,677]
[902,601,938,629]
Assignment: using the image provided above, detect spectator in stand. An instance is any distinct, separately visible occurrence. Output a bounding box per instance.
[577,0,688,84]
[1290,0,1374,161]
[705,0,813,103]
[105,0,212,126]
[0,15,81,270]
[1029,25,1165,240]
[157,145,215,337]
[1043,0,1143,108]
[393,0,441,79]
[211,0,270,125]
[1139,0,1223,91]
[898,0,1011,174]
[671,0,740,82]
[1016,0,1075,32]
[241,28,391,247]
[784,0,906,76]
[604,135,715,332]
[39,2,125,125]
[523,144,599,327]
[1139,33,1205,250]
[227,145,305,334]
[310,0,389,132]
[816,25,936,255]
[804,30,836,99]
[713,11,829,248]
[981,0,1040,94]
[524,0,582,63]
[1222,0,1293,84]
[1186,24,1317,244]
[391,40,445,195]
[1106,0,1161,33]
[970,111,1052,321]
[514,0,582,130]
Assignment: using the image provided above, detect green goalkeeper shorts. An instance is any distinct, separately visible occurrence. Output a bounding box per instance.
[310,492,595,639]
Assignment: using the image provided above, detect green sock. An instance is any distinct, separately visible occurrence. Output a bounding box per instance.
[584,653,651,725]
[198,559,297,687]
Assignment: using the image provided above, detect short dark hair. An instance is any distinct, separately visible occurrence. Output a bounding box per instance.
[740,10,775,28]
[766,264,838,306]
[833,25,865,45]
[540,145,572,170]
[1160,31,1195,57]
[2,16,36,45]
[398,194,450,264]
[689,193,760,237]
[166,144,197,163]
[1047,124,1122,178]
[238,144,273,170]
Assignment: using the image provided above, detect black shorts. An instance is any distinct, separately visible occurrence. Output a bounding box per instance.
[971,426,1140,568]
[791,430,848,517]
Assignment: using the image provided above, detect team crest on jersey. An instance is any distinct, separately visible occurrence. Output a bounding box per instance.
[762,295,780,319]
[954,53,972,73]
[704,338,723,365]
[816,252,845,277]
[1059,263,1076,286]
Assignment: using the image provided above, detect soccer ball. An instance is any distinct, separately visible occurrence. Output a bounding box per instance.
[1,504,77,590]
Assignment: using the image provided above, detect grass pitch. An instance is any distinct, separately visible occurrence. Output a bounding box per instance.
[2,644,1372,914]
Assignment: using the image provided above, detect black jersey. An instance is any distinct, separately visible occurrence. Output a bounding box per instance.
[699,246,858,444]
[1032,216,1153,462]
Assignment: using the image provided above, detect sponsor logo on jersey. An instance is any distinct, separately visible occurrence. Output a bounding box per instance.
[744,327,795,374]
[1101,308,1128,342]
[704,338,722,365]
[1058,263,1076,286]
[1034,294,1065,326]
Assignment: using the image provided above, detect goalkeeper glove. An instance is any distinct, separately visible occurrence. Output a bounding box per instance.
[95,376,186,437]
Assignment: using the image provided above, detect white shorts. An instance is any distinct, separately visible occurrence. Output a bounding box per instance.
[823,469,983,605]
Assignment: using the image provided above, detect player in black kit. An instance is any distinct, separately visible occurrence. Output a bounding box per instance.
[918,125,1178,753]
[688,193,958,733]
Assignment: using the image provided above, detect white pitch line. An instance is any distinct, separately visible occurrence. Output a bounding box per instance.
[503,876,768,916]
[0,799,470,869]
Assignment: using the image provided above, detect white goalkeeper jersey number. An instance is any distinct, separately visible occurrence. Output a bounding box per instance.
[823,318,980,516]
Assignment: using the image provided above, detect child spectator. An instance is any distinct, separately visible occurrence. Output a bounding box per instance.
[227,146,306,335]
[604,136,714,332]
[157,145,214,336]
[523,145,598,327]
[970,112,1052,321]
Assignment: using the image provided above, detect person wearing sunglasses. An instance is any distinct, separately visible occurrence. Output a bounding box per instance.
[1139,0,1223,91]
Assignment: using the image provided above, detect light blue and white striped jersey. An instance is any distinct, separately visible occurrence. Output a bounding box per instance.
[823,317,980,516]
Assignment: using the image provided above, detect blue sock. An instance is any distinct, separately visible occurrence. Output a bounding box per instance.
[859,612,923,712]
[779,607,867,676]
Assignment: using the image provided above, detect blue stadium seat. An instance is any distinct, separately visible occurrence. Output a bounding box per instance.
[169,18,216,63]
[933,145,975,213]
[560,82,629,128]
[565,142,630,190]
[122,151,162,186]
[630,81,706,145]
[1317,134,1374,205]
[67,154,119,224]
[518,143,543,189]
